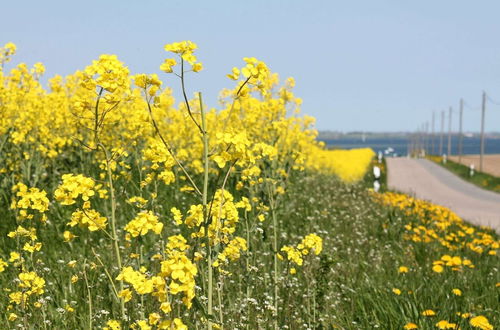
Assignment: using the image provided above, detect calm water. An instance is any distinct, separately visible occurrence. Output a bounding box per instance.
[320,136,500,156]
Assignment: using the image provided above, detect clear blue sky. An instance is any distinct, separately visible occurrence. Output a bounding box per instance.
[2,0,500,132]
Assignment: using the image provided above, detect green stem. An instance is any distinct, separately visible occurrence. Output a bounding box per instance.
[245,215,251,329]
[91,248,119,299]
[144,95,202,197]
[217,276,224,329]
[199,92,213,329]
[139,244,144,320]
[82,260,92,329]
[102,146,125,319]
[91,89,125,318]
[272,202,279,330]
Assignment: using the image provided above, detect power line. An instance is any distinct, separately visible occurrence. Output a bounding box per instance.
[463,100,481,111]
[486,94,500,107]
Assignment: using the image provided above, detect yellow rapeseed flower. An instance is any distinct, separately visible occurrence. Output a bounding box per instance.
[124,211,163,237]
[104,320,121,330]
[118,289,132,303]
[158,318,187,330]
[63,230,77,242]
[160,58,177,73]
[9,252,20,262]
[0,258,7,272]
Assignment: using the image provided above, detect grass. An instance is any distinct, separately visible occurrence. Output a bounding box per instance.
[1,160,498,328]
[284,170,499,328]
[428,155,500,193]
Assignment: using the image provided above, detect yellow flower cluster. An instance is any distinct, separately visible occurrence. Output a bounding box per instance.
[0,42,16,64]
[10,183,49,221]
[280,245,304,266]
[435,320,457,329]
[422,309,436,316]
[54,174,97,205]
[279,233,323,269]
[308,148,375,183]
[158,318,188,330]
[81,54,130,97]
[69,209,107,231]
[54,174,110,232]
[125,211,163,238]
[206,189,241,244]
[469,315,494,330]
[141,140,176,186]
[0,258,7,272]
[127,196,148,208]
[110,316,188,330]
[117,267,159,295]
[297,233,323,255]
[9,272,45,306]
[134,73,162,94]
[103,320,121,330]
[7,226,37,241]
[159,251,197,308]
[116,235,198,321]
[226,57,270,94]
[432,254,474,273]
[162,40,202,72]
[166,235,190,252]
[213,236,247,268]
[4,181,49,315]
[375,192,499,254]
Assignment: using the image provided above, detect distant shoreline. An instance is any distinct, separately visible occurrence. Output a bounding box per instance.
[319,135,500,156]
[318,131,500,140]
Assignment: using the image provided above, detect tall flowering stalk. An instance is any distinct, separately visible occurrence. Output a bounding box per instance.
[55,54,131,319]
[198,92,214,328]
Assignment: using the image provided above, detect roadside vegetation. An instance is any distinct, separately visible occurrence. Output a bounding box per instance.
[0,40,497,329]
[428,156,500,193]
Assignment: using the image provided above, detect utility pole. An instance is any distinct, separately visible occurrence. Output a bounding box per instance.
[480,91,486,172]
[431,111,435,155]
[415,128,418,157]
[458,99,464,163]
[447,106,452,156]
[424,121,429,155]
[409,132,414,157]
[407,138,410,157]
[420,123,425,156]
[439,110,444,156]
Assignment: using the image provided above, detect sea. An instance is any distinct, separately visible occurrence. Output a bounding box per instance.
[320,136,500,157]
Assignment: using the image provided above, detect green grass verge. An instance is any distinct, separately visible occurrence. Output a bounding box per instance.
[427,156,500,193]
[285,171,499,329]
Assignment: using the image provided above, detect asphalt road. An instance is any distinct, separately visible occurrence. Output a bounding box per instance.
[386,157,500,233]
